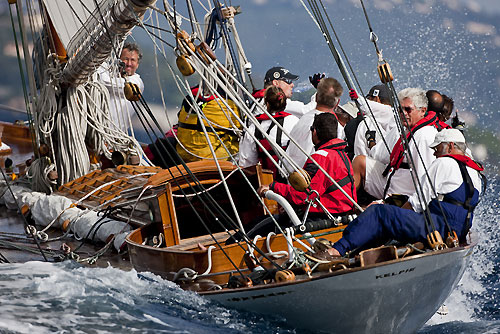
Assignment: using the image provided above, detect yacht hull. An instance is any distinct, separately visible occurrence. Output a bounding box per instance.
[203,245,472,333]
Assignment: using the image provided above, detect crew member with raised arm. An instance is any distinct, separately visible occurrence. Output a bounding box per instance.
[251,66,317,118]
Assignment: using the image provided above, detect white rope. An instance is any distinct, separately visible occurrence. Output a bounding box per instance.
[170,168,238,197]
[201,245,216,275]
[26,157,56,194]
[264,232,288,259]
[247,234,262,260]
[285,228,295,263]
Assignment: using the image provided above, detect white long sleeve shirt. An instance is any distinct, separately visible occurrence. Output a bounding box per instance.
[408,156,483,212]
[354,100,395,157]
[98,64,144,132]
[370,125,438,197]
[239,114,299,168]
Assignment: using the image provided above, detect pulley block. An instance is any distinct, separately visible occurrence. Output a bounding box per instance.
[377,62,394,83]
[176,55,195,76]
[446,231,459,248]
[195,42,217,65]
[301,263,312,277]
[275,270,296,283]
[288,169,311,192]
[427,231,446,250]
[124,82,141,101]
[176,30,195,54]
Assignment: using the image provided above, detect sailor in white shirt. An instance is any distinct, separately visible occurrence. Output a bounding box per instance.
[284,77,344,172]
[99,42,144,133]
[329,128,485,257]
[353,87,439,200]
[353,85,395,157]
[239,86,299,179]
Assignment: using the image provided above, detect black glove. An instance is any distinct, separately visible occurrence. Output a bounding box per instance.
[118,60,126,77]
[309,73,325,89]
[365,130,376,142]
[451,112,465,130]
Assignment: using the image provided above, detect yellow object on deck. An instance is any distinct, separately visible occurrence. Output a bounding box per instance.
[176,98,241,162]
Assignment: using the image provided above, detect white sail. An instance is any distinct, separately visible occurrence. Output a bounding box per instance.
[42,0,100,51]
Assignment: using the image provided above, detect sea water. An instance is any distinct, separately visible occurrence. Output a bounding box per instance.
[0,176,498,334]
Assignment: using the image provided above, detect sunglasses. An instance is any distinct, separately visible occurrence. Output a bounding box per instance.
[279,78,294,85]
[310,126,315,132]
[432,142,450,151]
[402,106,416,113]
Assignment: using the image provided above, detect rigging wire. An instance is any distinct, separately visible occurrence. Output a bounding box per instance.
[357,0,455,241]
[314,0,390,154]
[142,22,173,34]
[302,0,391,154]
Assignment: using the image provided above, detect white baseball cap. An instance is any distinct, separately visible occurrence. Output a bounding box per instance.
[338,101,358,118]
[429,129,466,148]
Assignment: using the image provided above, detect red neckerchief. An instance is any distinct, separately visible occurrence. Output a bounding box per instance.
[389,111,438,170]
[255,111,291,121]
[442,154,484,171]
[191,86,216,103]
[252,89,266,99]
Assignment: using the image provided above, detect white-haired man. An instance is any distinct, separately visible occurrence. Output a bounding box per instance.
[352,87,441,200]
[326,128,485,257]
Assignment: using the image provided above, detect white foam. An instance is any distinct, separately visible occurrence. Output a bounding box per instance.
[425,177,500,327]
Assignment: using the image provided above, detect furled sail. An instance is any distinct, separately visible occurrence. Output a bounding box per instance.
[43,0,156,86]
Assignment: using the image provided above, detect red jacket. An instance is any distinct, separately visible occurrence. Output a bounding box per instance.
[271,138,357,214]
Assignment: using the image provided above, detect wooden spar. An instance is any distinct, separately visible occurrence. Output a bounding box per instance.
[158,183,180,246]
[47,15,67,62]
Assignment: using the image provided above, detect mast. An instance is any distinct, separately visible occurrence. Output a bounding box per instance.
[61,0,156,86]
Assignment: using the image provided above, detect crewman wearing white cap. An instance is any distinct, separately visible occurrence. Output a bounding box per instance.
[326,128,486,257]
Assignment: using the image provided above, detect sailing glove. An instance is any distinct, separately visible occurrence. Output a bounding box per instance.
[309,73,325,89]
[365,130,376,146]
[451,112,465,131]
[349,89,359,100]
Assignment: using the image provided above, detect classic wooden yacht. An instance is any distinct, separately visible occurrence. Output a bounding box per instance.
[0,1,477,333]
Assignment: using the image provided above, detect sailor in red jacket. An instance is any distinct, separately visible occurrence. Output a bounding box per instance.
[258,112,357,218]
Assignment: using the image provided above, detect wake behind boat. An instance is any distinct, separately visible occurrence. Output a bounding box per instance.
[0,1,484,333]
